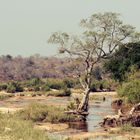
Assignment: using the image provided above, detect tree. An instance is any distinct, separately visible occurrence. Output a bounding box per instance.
[48,12,139,115]
[104,42,140,81]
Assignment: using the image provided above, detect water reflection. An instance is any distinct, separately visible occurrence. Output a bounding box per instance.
[68,121,88,132]
[68,95,116,132]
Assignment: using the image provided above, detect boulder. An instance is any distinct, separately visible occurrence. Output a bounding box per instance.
[111,99,123,109]
[102,103,140,127]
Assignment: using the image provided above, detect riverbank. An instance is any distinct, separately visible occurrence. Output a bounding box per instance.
[1,91,139,140]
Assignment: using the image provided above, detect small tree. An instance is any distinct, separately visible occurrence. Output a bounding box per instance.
[48,12,139,115]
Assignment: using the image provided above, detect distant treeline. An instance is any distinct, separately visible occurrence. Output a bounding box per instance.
[0,55,82,81]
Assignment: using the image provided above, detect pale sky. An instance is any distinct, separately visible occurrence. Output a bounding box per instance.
[0,0,140,57]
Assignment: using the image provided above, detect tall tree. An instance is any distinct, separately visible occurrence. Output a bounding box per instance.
[48,12,139,115]
[104,42,140,81]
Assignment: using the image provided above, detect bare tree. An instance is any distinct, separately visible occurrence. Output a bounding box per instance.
[48,12,139,115]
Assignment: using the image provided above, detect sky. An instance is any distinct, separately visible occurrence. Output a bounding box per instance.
[0,0,140,57]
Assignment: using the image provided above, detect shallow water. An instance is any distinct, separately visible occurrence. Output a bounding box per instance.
[47,95,117,140]
[86,96,116,132]
[1,95,116,131]
[0,94,117,139]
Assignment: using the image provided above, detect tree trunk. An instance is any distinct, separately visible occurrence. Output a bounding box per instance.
[77,88,90,113]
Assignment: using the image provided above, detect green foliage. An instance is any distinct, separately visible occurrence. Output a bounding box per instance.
[26,78,43,87]
[0,83,7,91]
[25,78,50,92]
[17,102,48,122]
[34,85,40,92]
[104,42,140,81]
[90,79,111,91]
[117,79,140,103]
[63,78,75,88]
[47,88,71,97]
[41,84,50,92]
[67,101,76,110]
[7,82,23,93]
[120,123,133,132]
[0,113,48,140]
[44,106,76,123]
[16,102,76,123]
[47,78,65,90]
[90,83,97,92]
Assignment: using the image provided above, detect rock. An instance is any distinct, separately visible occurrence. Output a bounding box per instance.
[102,102,140,127]
[111,99,123,109]
[129,103,140,115]
[102,117,118,127]
[130,114,140,127]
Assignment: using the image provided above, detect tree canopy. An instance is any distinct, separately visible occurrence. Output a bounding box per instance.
[48,12,140,113]
[104,42,140,81]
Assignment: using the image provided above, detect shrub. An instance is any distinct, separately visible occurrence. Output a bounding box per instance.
[120,123,133,132]
[90,79,112,92]
[62,88,71,96]
[16,102,48,122]
[16,102,77,123]
[90,83,97,92]
[47,88,71,97]
[63,78,75,88]
[41,84,50,92]
[0,83,7,91]
[7,82,23,93]
[7,84,16,93]
[117,79,140,103]
[67,101,76,110]
[44,105,76,123]
[34,85,40,92]
[26,78,43,87]
[47,78,65,90]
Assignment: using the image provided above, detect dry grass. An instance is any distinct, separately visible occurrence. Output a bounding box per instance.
[0,113,49,140]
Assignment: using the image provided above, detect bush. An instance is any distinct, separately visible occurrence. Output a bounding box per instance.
[90,79,111,92]
[16,102,48,122]
[41,84,50,92]
[0,83,7,91]
[44,105,76,123]
[67,101,76,110]
[7,82,23,93]
[117,79,140,103]
[63,78,75,88]
[16,102,77,123]
[120,123,133,132]
[34,85,40,92]
[47,78,65,90]
[90,83,97,92]
[26,78,43,87]
[47,88,71,97]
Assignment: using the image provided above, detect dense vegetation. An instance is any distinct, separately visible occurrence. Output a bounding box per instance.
[16,102,78,123]
[0,55,82,81]
[104,42,140,103]
[104,42,140,81]
[117,69,140,103]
